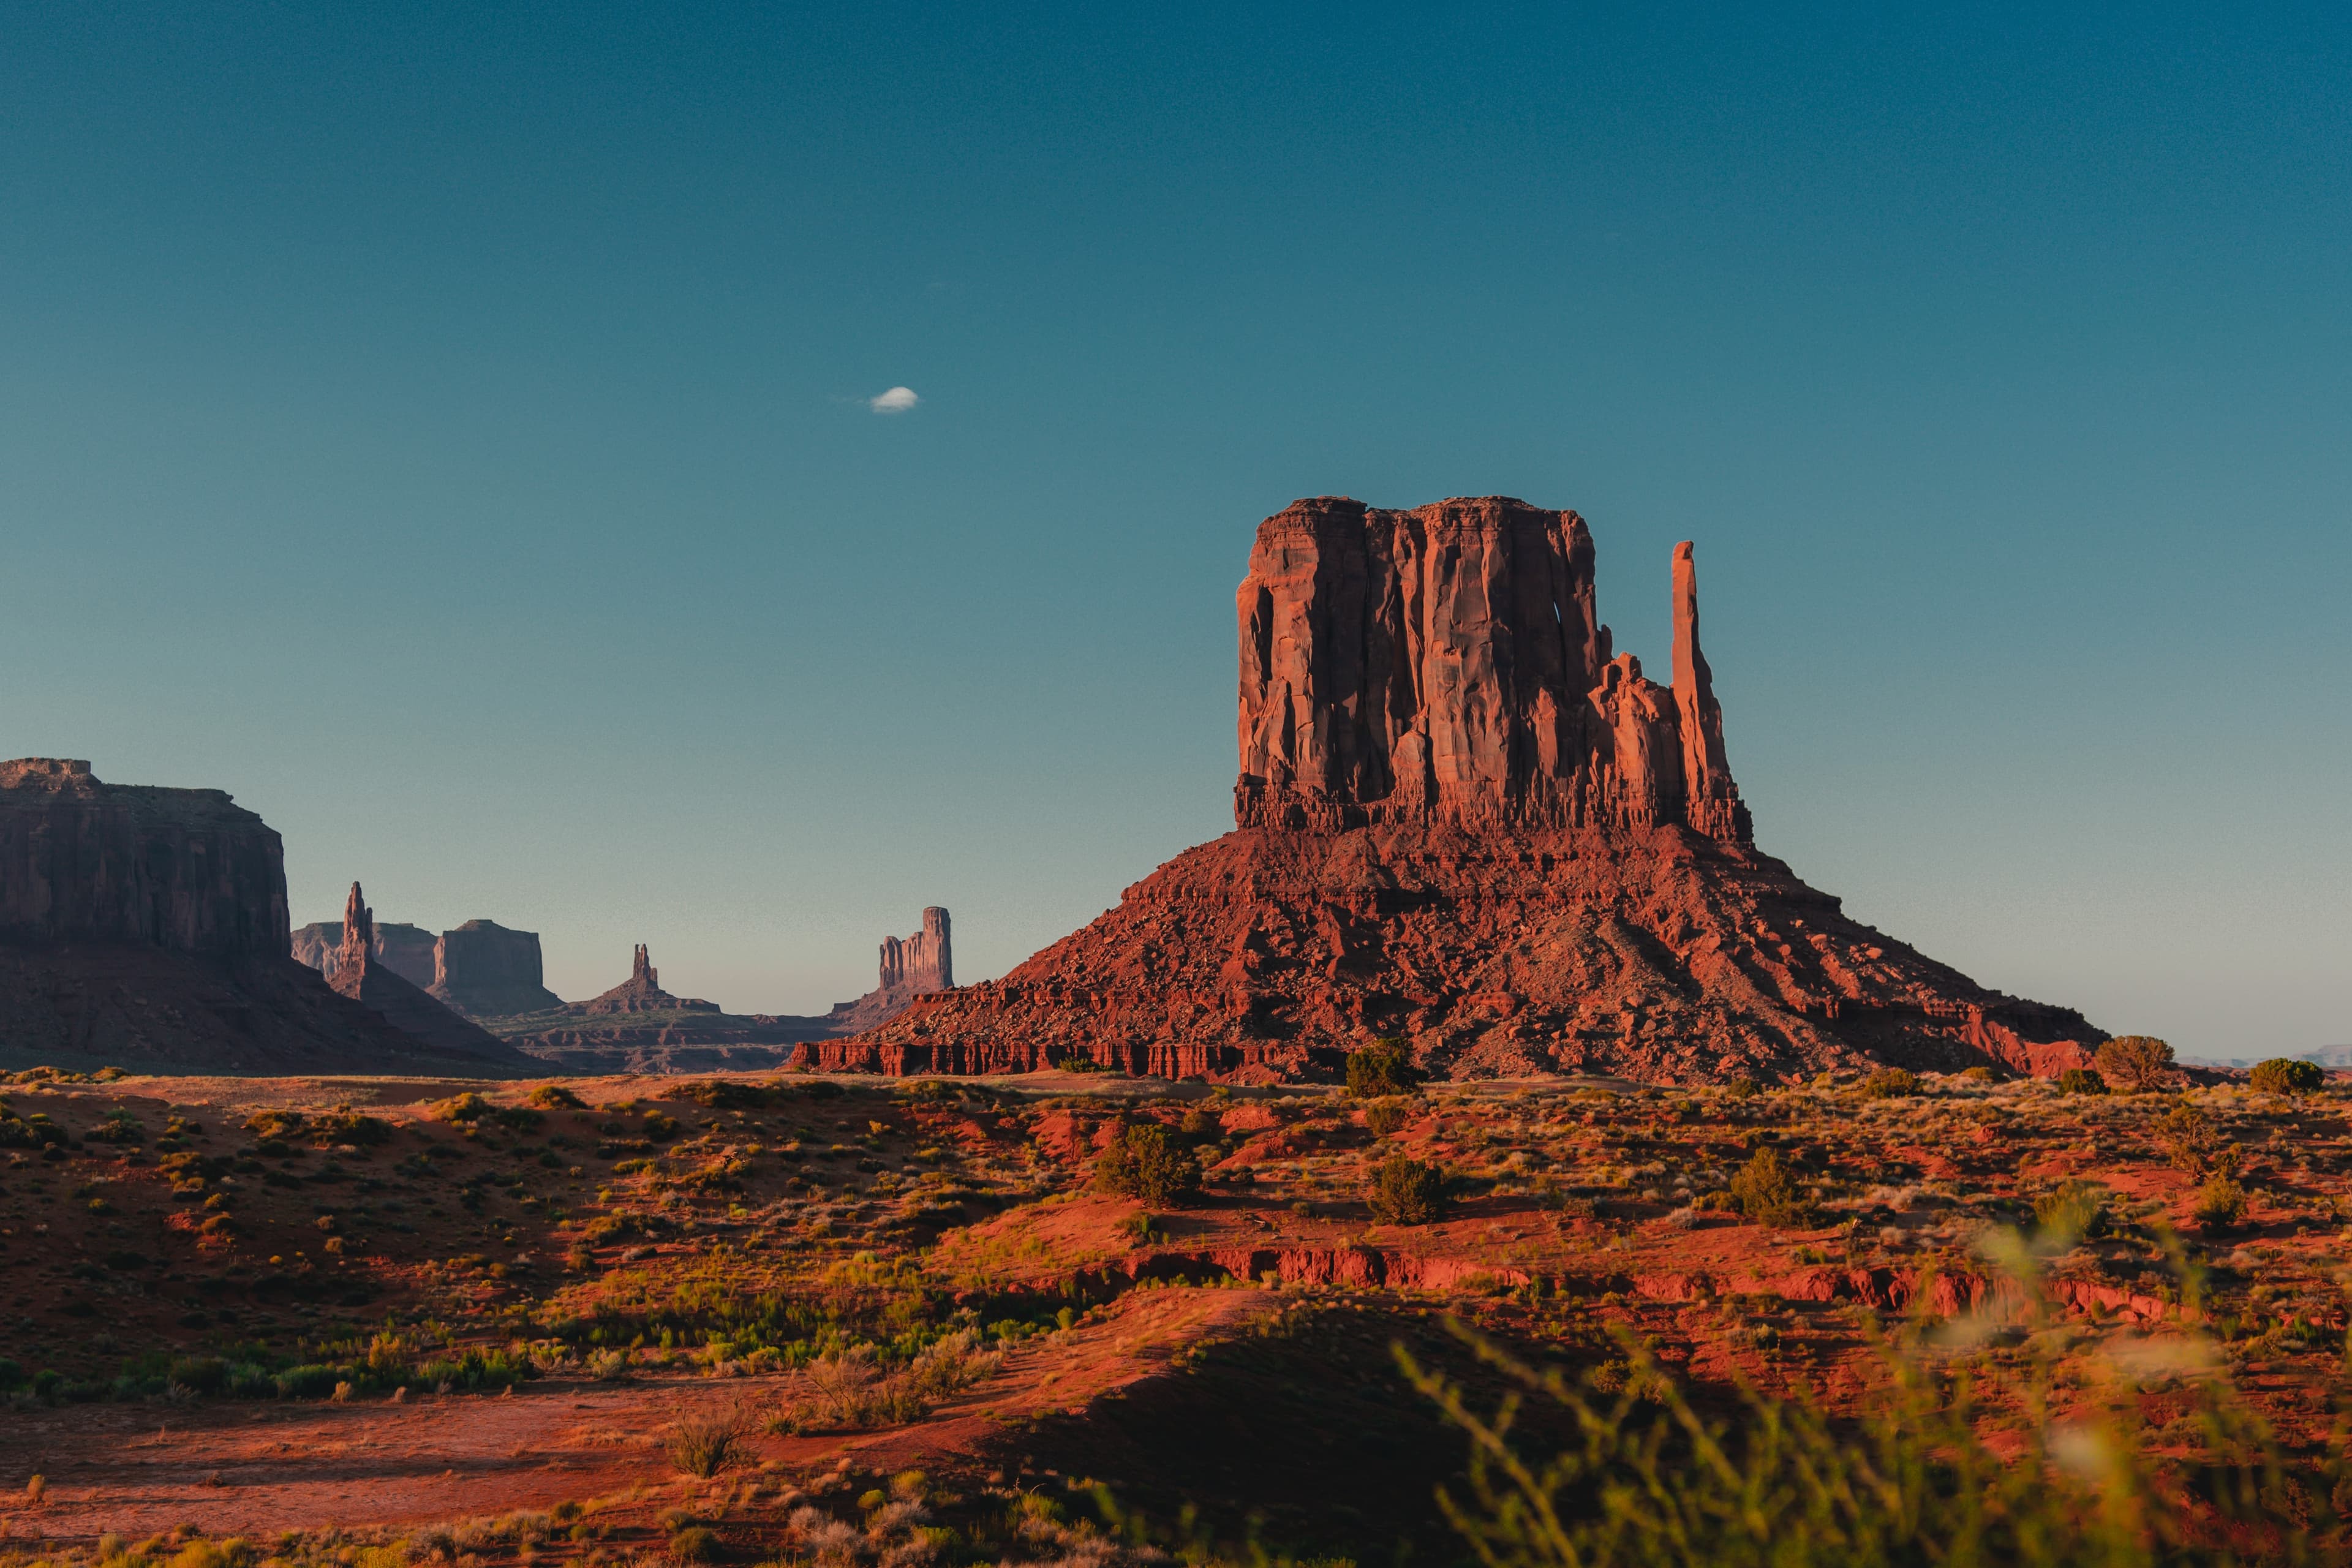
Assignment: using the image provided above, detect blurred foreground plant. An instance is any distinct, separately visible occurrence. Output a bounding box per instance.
[1398,1228,2346,1568]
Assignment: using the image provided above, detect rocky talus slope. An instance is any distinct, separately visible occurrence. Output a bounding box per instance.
[825,497,2101,1084]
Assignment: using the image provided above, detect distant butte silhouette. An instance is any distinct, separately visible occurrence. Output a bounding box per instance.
[823,496,2105,1085]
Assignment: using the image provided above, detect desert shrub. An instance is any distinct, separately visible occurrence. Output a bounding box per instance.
[2032,1178,2105,1242]
[1960,1065,1996,1082]
[2250,1058,2324,1096]
[1176,1106,1220,1141]
[667,1409,747,1477]
[308,1109,391,1145]
[1364,1098,1413,1136]
[245,1109,309,1141]
[1095,1124,1202,1206]
[2056,1067,2107,1096]
[2197,1176,2250,1230]
[1347,1038,1422,1099]
[775,1346,931,1431]
[1721,1077,1760,1099]
[86,1109,144,1144]
[527,1085,587,1109]
[2160,1104,2241,1177]
[430,1093,494,1124]
[1366,1153,1449,1225]
[2094,1034,2176,1091]
[1727,1147,1807,1227]
[668,1525,720,1562]
[1861,1068,1921,1100]
[642,1111,682,1140]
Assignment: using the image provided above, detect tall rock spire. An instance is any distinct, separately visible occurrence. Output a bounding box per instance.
[335,881,374,983]
[1669,542,1749,844]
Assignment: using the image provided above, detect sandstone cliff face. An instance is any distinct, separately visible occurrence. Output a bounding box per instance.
[290,919,436,987]
[1232,498,1746,842]
[0,758,290,954]
[429,919,562,1019]
[828,497,2100,1084]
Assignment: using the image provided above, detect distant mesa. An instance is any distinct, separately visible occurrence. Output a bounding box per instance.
[492,912,952,1074]
[431,919,564,1018]
[0,758,529,1076]
[823,496,2106,1084]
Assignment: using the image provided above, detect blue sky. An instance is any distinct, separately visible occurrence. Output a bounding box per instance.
[2,4,2345,1053]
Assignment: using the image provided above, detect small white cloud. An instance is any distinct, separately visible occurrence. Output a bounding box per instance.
[870,386,920,414]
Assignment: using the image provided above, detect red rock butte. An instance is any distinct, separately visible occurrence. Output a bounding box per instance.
[821,496,2103,1084]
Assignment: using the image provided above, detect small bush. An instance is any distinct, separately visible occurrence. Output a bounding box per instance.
[1727,1147,1807,1227]
[2032,1178,2105,1242]
[527,1085,587,1109]
[2249,1058,2324,1096]
[1960,1065,1996,1082]
[1722,1077,1761,1099]
[430,1093,494,1124]
[667,1409,747,1477]
[2196,1176,2249,1230]
[1366,1153,1449,1225]
[2056,1068,2107,1096]
[1346,1038,1421,1099]
[2094,1034,2176,1091]
[667,1524,720,1562]
[1861,1068,1921,1099]
[1363,1098,1413,1136]
[1094,1123,1202,1206]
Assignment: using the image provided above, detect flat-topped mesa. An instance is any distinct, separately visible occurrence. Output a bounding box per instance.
[1232,497,1748,842]
[429,919,562,1019]
[0,757,291,955]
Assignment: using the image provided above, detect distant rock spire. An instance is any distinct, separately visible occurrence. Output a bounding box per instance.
[1670,541,1749,843]
[336,882,374,982]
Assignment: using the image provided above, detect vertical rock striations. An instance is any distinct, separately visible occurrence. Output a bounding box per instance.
[831,497,2102,1084]
[824,908,958,1034]
[1232,498,1746,841]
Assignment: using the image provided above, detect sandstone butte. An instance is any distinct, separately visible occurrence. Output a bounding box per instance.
[821,496,2105,1085]
[0,758,530,1076]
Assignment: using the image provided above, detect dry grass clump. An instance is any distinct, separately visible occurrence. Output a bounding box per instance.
[771,1330,1001,1434]
[666,1406,749,1477]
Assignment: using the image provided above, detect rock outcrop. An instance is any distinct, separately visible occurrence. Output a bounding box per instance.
[0,760,529,1076]
[429,919,562,1018]
[322,883,528,1066]
[824,908,955,1034]
[290,919,437,987]
[824,497,2101,1084]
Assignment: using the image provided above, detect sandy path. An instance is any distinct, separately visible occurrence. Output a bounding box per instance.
[0,1286,1264,1540]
